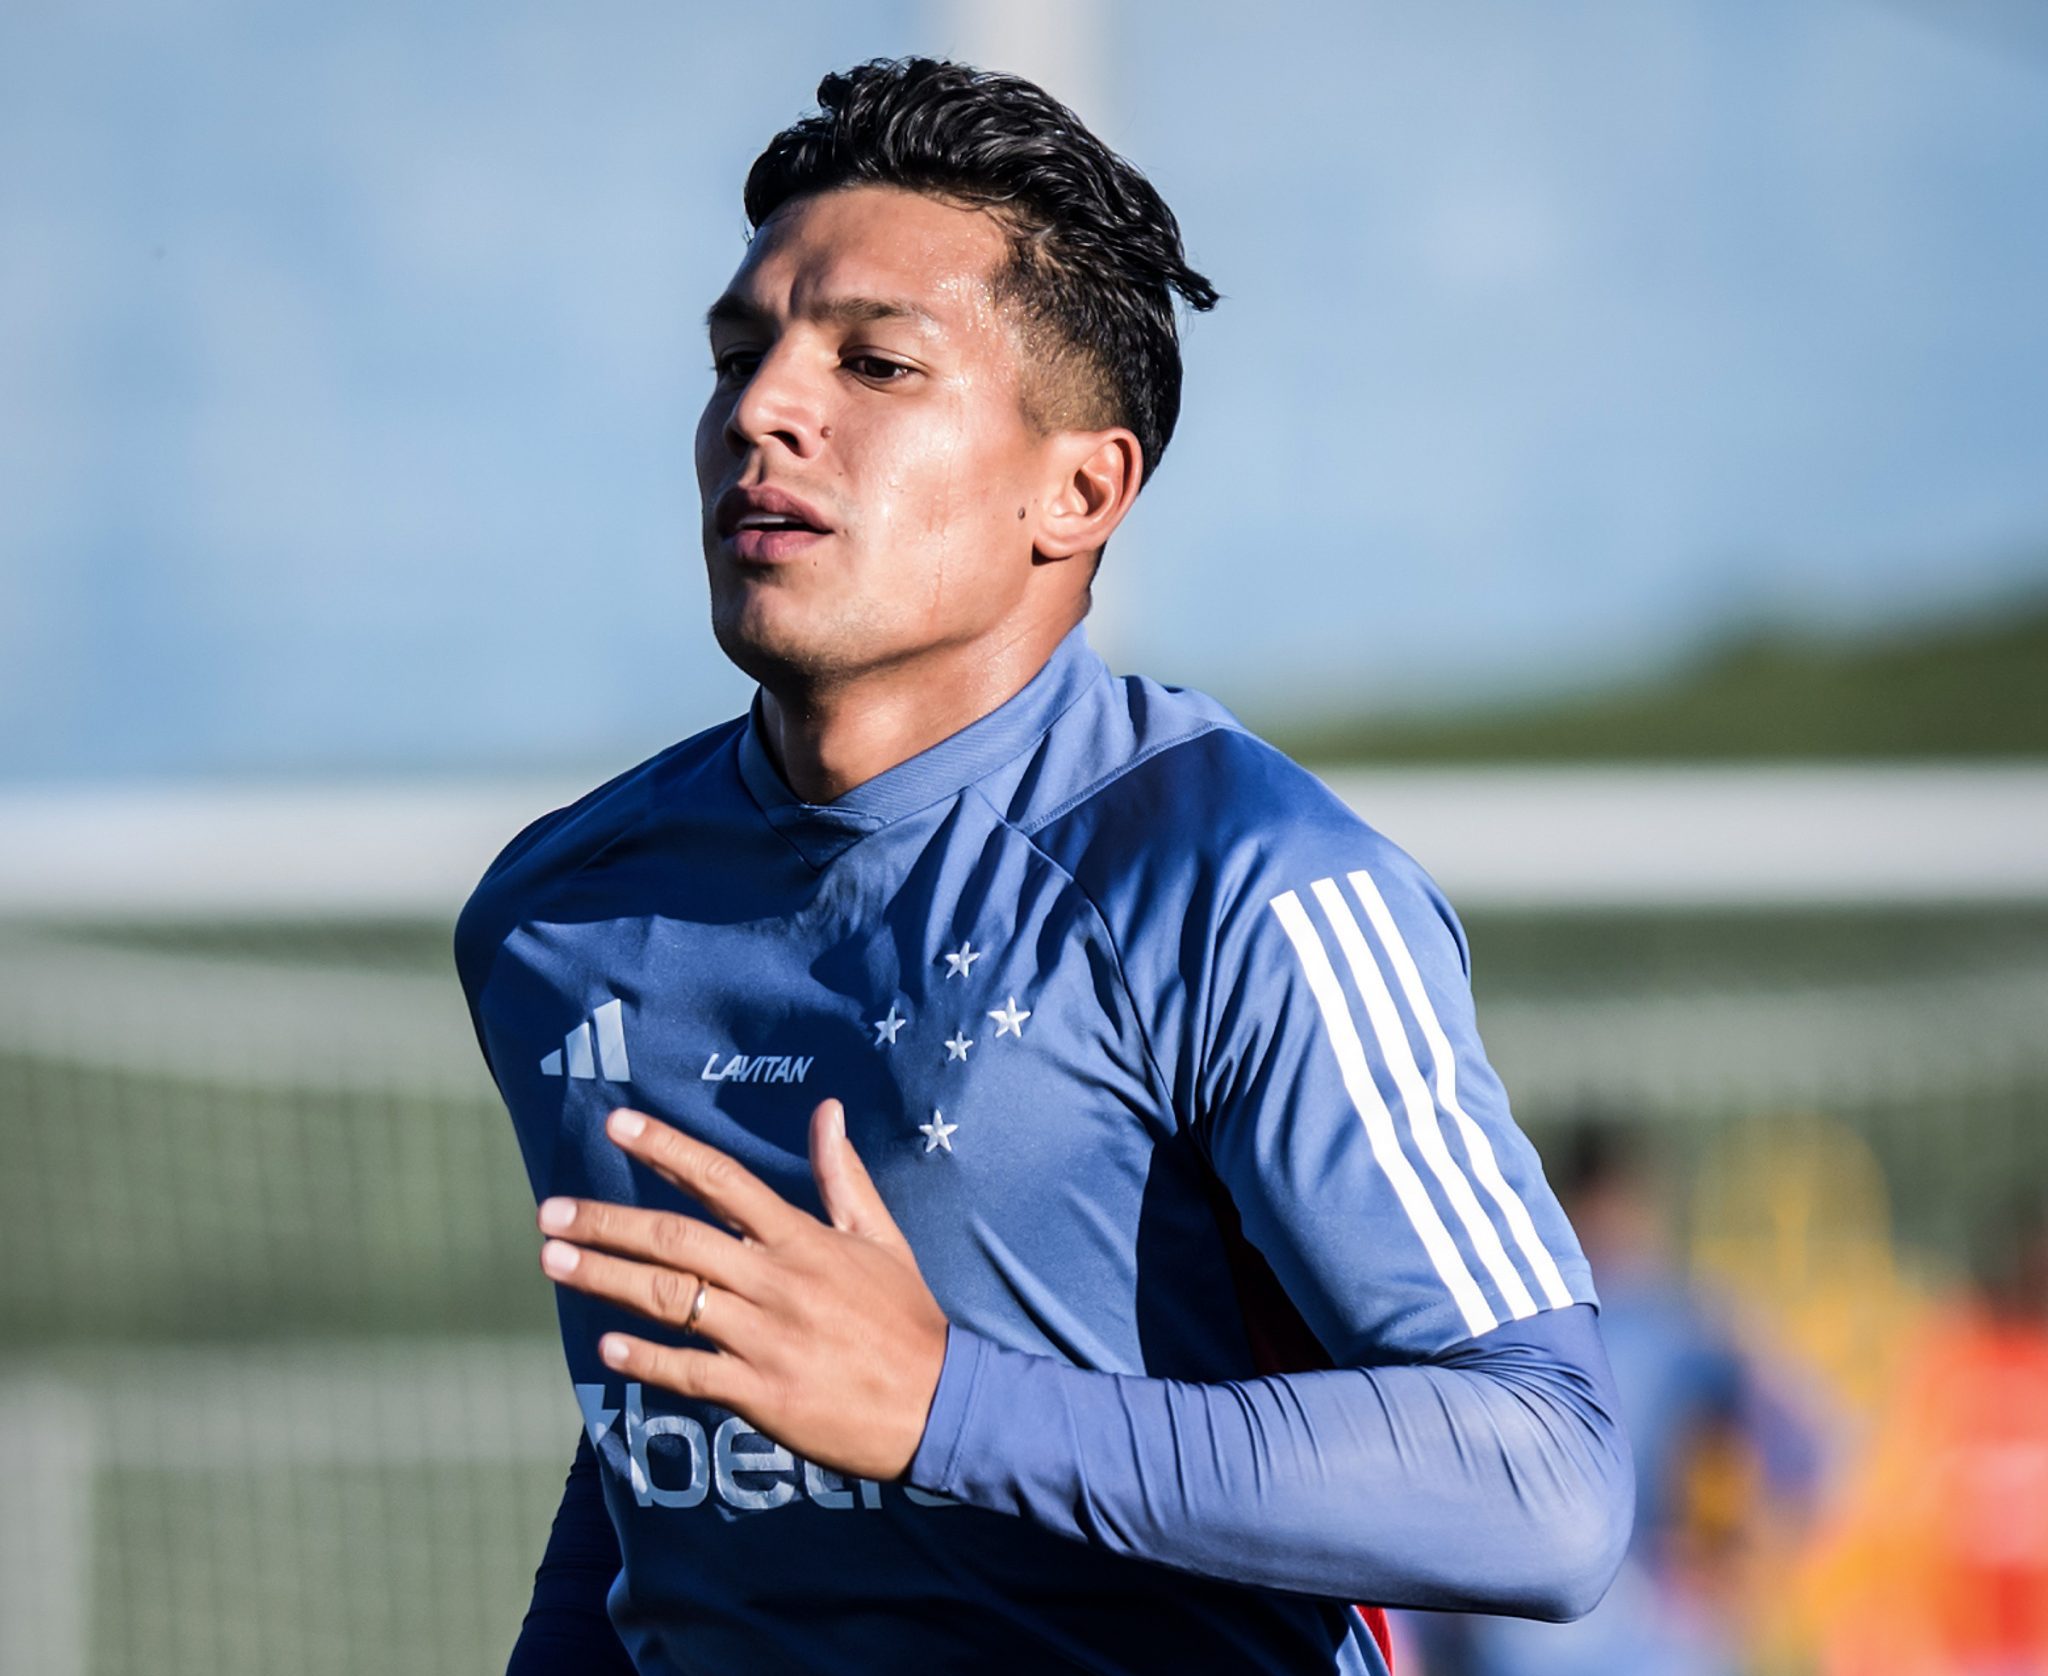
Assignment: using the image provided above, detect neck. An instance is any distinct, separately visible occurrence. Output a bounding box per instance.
[756,607,1085,804]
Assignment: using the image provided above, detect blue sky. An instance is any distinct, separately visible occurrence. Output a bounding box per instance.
[3,0,2045,777]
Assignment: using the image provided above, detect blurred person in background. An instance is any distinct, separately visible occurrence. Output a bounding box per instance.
[1407,1118,1823,1676]
[1806,1191,2048,1676]
[457,56,1632,1676]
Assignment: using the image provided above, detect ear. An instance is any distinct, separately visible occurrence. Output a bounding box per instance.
[1032,428,1144,562]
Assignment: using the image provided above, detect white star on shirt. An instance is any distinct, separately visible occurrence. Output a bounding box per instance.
[871,1003,906,1046]
[942,942,983,979]
[919,1111,958,1153]
[943,1032,973,1062]
[987,996,1031,1038]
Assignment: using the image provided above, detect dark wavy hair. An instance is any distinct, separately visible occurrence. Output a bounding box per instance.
[744,57,1218,484]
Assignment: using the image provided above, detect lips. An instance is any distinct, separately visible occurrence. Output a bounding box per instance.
[713,484,833,560]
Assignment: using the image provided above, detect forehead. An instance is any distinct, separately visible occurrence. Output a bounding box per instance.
[716,184,1015,336]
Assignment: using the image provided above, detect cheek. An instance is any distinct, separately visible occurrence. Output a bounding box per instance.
[693,401,729,487]
[836,430,952,546]
[886,410,1024,541]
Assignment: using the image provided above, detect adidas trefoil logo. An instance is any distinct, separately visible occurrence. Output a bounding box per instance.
[542,997,632,1084]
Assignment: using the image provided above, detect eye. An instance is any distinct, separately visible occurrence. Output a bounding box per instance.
[711,349,761,383]
[846,354,914,384]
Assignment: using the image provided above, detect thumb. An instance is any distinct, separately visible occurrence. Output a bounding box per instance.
[810,1098,902,1243]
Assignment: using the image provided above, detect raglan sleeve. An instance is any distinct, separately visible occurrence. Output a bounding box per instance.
[903,800,1632,1615]
[1196,826,1597,1360]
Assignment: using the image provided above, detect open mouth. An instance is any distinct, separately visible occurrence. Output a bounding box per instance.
[728,516,828,561]
[732,511,826,535]
[715,486,833,560]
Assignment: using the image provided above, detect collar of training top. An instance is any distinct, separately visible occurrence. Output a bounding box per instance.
[734,622,1106,866]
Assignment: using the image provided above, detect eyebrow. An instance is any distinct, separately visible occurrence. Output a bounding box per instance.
[703,293,943,335]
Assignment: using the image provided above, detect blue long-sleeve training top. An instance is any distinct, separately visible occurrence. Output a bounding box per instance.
[457,624,1633,1675]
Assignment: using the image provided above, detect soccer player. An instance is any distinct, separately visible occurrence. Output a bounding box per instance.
[455,57,1633,1676]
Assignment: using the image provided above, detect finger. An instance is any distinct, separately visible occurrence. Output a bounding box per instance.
[598,1331,764,1415]
[539,1240,771,1351]
[605,1109,804,1244]
[537,1197,764,1296]
[809,1099,901,1243]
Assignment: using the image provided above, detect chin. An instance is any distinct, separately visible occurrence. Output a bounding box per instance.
[710,600,795,685]
[709,588,852,689]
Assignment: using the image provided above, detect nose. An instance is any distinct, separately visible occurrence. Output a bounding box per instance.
[722,341,825,461]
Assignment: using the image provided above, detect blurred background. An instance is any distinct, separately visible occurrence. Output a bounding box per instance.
[3,2,2046,1673]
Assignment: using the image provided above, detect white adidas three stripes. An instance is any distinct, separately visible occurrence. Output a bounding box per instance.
[1269,871,1574,1338]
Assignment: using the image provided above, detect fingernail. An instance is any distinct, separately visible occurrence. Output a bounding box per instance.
[540,1240,580,1276]
[600,1334,630,1367]
[538,1198,575,1232]
[827,1100,846,1142]
[608,1109,646,1141]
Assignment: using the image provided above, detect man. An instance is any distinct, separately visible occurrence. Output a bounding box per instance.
[456,57,1632,1676]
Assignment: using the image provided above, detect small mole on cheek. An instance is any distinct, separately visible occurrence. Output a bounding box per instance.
[1017,505,1026,519]
[820,424,832,439]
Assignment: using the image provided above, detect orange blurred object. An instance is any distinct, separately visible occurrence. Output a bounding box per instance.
[1809,1306,2048,1676]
